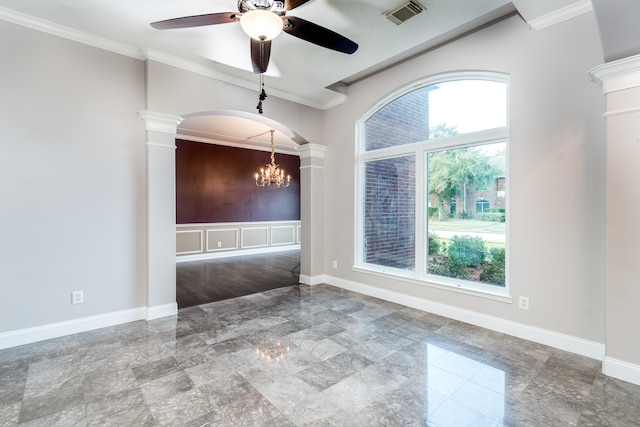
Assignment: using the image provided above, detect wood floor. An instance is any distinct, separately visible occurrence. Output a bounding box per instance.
[176,249,300,309]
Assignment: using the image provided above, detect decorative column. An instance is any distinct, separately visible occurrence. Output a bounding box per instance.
[590,54,640,385]
[138,111,184,319]
[298,143,327,285]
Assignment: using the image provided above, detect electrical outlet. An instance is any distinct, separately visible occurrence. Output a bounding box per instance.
[518,296,529,310]
[217,241,222,248]
[72,291,83,305]
[332,260,338,269]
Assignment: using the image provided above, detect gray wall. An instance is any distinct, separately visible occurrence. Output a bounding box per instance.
[0,19,322,336]
[0,21,147,332]
[322,13,607,344]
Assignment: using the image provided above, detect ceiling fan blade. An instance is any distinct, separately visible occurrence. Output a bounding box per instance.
[151,12,239,29]
[250,39,272,74]
[284,0,313,11]
[282,16,358,54]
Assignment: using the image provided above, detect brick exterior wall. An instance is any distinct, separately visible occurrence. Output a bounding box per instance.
[364,157,415,269]
[362,86,432,269]
[364,87,432,151]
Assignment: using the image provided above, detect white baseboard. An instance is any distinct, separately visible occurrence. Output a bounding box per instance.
[146,302,178,320]
[604,357,640,386]
[0,303,179,350]
[299,274,326,286]
[0,307,146,350]
[323,275,605,361]
[176,244,300,263]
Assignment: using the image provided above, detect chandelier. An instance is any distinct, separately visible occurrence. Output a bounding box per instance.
[254,129,290,188]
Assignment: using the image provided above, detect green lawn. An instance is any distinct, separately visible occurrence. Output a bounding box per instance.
[429,219,505,233]
[429,219,505,249]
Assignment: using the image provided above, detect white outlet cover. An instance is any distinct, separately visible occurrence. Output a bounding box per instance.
[518,296,529,310]
[72,291,83,304]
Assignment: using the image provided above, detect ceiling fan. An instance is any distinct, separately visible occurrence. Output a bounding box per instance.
[150,0,359,74]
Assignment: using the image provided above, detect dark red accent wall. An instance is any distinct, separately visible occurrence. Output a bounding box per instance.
[176,139,300,224]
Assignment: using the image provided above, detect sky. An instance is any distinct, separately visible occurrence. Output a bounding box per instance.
[428,80,507,134]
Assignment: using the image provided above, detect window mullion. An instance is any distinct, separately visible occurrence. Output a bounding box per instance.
[415,150,426,277]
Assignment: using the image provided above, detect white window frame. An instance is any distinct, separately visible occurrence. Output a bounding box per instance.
[354,72,511,302]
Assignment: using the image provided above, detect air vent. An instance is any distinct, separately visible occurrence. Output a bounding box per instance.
[384,0,425,25]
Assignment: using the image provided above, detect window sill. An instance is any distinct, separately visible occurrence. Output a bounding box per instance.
[351,265,512,304]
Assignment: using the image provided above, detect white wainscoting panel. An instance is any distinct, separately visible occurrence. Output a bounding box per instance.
[177,221,300,261]
[271,225,295,246]
[206,228,238,252]
[176,229,203,255]
[241,227,269,248]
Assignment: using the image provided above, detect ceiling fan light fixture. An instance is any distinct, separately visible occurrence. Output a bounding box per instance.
[240,10,284,41]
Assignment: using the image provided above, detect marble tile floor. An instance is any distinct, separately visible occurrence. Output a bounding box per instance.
[2,285,640,427]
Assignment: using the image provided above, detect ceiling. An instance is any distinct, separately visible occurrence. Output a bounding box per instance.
[0,0,589,109]
[2,0,635,149]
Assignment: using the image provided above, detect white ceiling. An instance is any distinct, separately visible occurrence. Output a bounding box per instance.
[0,0,611,148]
[179,110,306,153]
[0,0,588,108]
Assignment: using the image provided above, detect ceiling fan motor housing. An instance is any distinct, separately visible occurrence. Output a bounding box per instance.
[238,0,285,15]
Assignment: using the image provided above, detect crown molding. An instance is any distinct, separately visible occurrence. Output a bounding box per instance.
[0,6,344,111]
[0,6,144,59]
[589,54,640,94]
[527,0,593,31]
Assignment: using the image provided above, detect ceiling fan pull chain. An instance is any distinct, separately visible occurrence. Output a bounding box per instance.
[257,73,267,114]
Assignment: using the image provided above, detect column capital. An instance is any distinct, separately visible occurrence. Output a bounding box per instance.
[138,110,184,134]
[298,143,327,159]
[589,54,640,94]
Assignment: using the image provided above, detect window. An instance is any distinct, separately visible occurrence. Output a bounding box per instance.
[476,199,490,213]
[357,74,508,295]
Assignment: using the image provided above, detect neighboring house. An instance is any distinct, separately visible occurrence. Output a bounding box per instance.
[432,176,506,218]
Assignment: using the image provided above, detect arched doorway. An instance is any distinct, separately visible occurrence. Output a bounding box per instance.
[175,111,303,307]
[140,109,325,319]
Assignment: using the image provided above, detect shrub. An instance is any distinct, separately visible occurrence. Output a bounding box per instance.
[480,247,506,285]
[447,235,487,275]
[428,207,439,218]
[476,212,505,222]
[428,255,455,277]
[428,233,441,255]
[486,208,506,213]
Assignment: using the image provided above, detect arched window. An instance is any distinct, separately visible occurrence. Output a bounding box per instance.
[356,73,508,294]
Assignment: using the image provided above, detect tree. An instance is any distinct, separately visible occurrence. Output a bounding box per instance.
[430,123,459,140]
[428,126,501,219]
